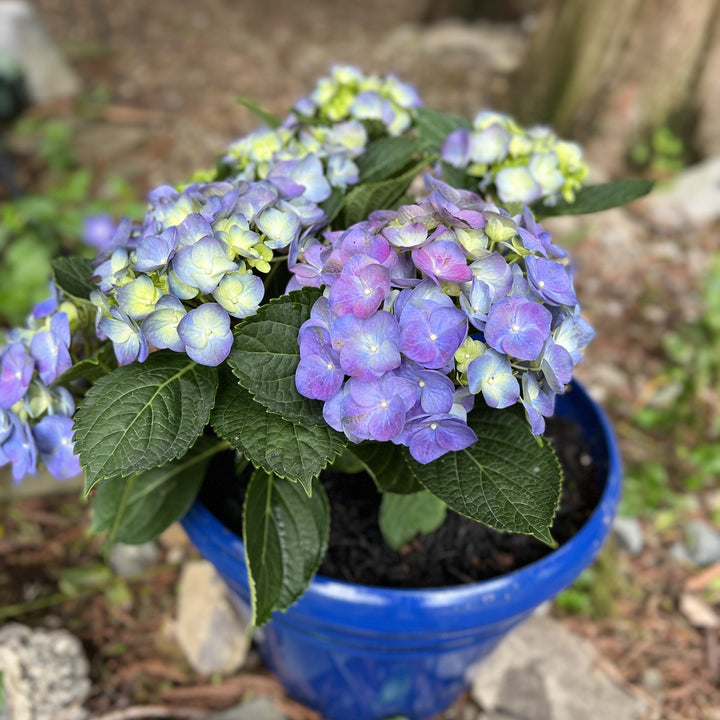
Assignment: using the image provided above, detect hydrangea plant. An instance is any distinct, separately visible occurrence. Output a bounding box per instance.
[0,67,652,625]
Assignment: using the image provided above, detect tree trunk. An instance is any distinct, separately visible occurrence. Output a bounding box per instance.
[511,0,720,171]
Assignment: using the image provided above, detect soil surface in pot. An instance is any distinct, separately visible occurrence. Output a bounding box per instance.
[199,415,602,588]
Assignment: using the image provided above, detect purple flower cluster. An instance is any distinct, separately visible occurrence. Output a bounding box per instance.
[0,286,80,481]
[292,176,593,462]
[91,177,325,367]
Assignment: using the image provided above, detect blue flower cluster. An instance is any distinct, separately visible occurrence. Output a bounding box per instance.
[440,111,588,205]
[91,178,326,367]
[222,66,423,194]
[0,286,80,481]
[292,176,593,463]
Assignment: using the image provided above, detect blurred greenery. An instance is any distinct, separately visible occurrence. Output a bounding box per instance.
[554,546,624,618]
[0,116,146,326]
[629,126,688,179]
[620,254,720,519]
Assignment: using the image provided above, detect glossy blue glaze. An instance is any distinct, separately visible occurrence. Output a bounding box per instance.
[181,381,622,720]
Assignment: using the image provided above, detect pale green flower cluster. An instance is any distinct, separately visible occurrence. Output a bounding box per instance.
[442,110,588,206]
[302,64,423,135]
[219,66,423,191]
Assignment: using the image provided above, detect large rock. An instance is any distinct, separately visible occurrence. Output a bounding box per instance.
[0,466,84,501]
[0,623,90,720]
[175,560,251,675]
[207,698,287,720]
[634,155,720,230]
[471,617,644,720]
[0,0,81,103]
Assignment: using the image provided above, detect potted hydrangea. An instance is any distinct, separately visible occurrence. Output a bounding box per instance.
[0,67,650,720]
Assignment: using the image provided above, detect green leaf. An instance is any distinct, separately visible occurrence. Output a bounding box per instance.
[261,256,292,302]
[352,441,423,493]
[243,469,330,626]
[356,136,419,184]
[235,97,281,128]
[52,343,116,386]
[211,375,346,495]
[89,436,225,544]
[341,159,427,227]
[532,179,654,218]
[407,404,562,545]
[328,447,365,474]
[74,351,219,494]
[228,288,324,423]
[51,257,97,300]
[414,106,471,153]
[59,564,113,596]
[319,187,344,225]
[440,161,480,192]
[379,490,447,550]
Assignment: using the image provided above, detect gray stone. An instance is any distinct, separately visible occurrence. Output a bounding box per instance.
[640,667,663,693]
[0,1,81,103]
[495,665,552,720]
[0,623,90,720]
[0,466,84,501]
[471,617,645,720]
[634,155,720,230]
[612,516,644,555]
[207,698,286,720]
[175,560,251,675]
[684,519,720,566]
[108,541,160,578]
[668,540,695,566]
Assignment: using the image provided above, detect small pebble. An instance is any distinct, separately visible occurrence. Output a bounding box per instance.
[685,519,720,566]
[109,541,161,577]
[613,516,644,555]
[641,667,663,693]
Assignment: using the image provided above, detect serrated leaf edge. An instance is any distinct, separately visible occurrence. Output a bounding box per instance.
[75,359,217,493]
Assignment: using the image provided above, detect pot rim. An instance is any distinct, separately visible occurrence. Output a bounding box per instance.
[184,380,621,635]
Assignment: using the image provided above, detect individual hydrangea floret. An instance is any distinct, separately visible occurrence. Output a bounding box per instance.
[440,112,588,206]
[292,176,593,461]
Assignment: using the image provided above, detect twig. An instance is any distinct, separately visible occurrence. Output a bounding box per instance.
[0,564,178,622]
[705,628,719,684]
[0,591,78,621]
[89,706,208,720]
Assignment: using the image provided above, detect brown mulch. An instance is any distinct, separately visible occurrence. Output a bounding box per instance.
[3,494,720,719]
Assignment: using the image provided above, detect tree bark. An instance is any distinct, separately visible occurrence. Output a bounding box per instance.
[511,0,720,171]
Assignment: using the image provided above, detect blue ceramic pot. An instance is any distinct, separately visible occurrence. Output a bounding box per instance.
[181,381,621,720]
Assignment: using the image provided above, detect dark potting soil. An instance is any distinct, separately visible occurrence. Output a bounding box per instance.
[199,415,602,589]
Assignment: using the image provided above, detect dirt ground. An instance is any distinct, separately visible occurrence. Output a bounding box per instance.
[2,1,720,719]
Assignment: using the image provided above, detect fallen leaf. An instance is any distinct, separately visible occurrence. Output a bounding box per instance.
[680,593,720,629]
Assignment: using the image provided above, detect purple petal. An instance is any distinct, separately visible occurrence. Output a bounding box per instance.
[0,344,35,408]
[484,296,552,361]
[412,240,473,285]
